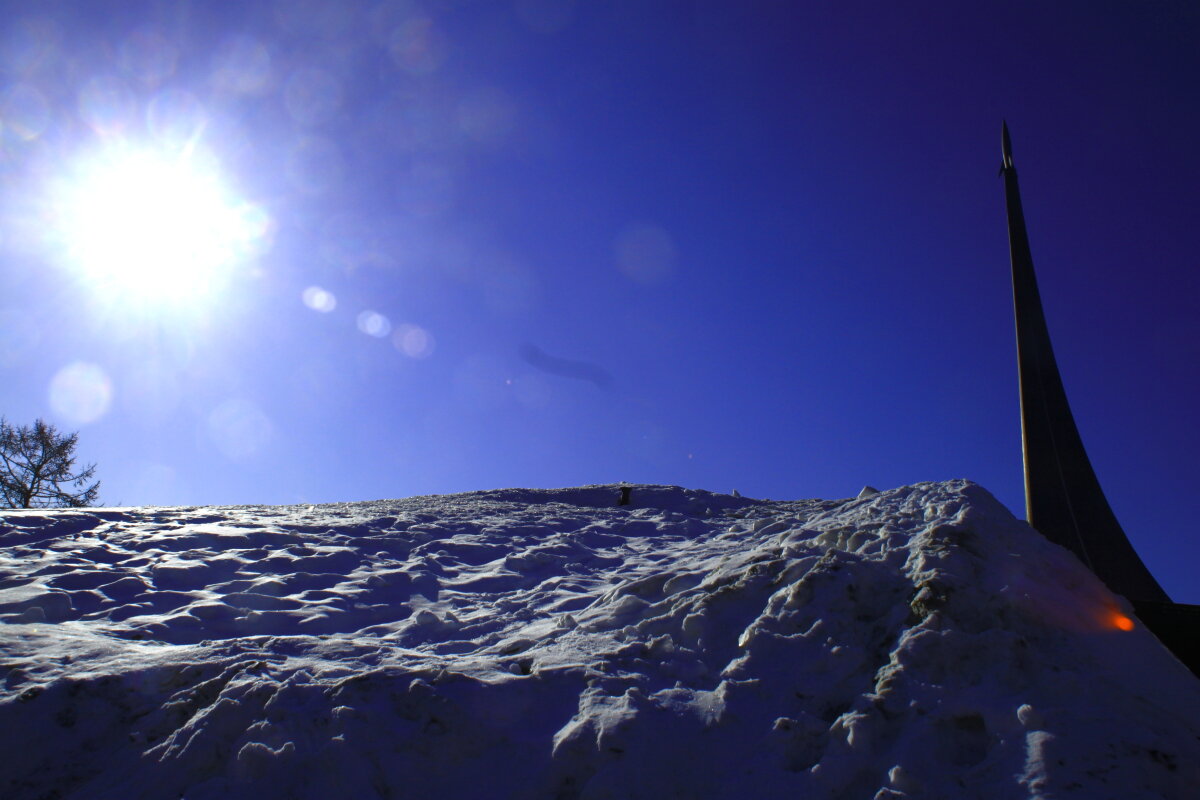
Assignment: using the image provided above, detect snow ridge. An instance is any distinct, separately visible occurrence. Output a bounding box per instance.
[2,480,1198,799]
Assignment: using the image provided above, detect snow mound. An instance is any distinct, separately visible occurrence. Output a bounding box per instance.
[2,480,1198,799]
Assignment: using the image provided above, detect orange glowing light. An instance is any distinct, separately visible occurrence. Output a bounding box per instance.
[1112,613,1135,632]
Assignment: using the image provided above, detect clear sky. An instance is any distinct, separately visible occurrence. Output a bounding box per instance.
[1,2,1197,600]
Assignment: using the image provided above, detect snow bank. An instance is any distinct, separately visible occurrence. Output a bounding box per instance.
[2,480,1198,799]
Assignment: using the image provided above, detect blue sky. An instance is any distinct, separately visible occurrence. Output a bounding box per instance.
[2,1,1197,601]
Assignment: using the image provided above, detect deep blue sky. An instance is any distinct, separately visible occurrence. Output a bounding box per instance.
[2,1,1197,600]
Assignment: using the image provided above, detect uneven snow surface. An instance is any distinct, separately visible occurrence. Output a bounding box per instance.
[2,480,1199,799]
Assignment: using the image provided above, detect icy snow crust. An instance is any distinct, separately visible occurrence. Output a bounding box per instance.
[2,480,1199,799]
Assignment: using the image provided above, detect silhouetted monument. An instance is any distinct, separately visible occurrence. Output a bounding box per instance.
[1001,123,1199,675]
[1001,123,1169,603]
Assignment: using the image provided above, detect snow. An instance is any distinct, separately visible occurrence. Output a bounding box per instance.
[1,479,1198,799]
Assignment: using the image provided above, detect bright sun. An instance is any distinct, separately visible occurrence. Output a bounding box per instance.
[56,147,268,302]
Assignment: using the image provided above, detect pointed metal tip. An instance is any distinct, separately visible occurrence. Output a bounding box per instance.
[1001,122,1014,170]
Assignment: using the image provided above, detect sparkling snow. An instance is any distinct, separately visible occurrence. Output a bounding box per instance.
[2,480,1198,799]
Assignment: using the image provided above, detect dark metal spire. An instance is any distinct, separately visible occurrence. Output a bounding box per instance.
[1001,121,1014,171]
[1001,123,1170,603]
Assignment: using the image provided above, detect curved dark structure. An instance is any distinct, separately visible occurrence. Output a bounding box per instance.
[1001,124,1200,677]
[1000,122,1169,604]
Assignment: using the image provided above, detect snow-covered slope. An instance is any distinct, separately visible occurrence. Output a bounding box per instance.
[2,480,1198,799]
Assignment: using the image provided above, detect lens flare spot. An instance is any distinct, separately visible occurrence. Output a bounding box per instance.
[284,68,342,126]
[388,17,447,75]
[515,0,576,34]
[129,462,177,502]
[2,18,62,75]
[393,323,435,358]
[49,362,113,424]
[457,88,517,145]
[357,310,391,338]
[78,75,137,135]
[1,84,50,141]
[0,309,41,367]
[512,373,553,409]
[397,160,455,218]
[614,223,677,285]
[302,286,337,312]
[319,213,381,272]
[274,0,354,39]
[211,35,273,95]
[208,399,272,461]
[232,203,274,253]
[146,88,207,144]
[478,255,538,314]
[286,136,343,194]
[119,27,178,85]
[122,361,183,423]
[454,355,510,408]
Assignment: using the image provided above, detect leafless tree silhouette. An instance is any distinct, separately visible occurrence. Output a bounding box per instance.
[0,418,100,508]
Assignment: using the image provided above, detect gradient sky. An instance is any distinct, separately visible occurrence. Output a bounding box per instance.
[1,1,1197,601]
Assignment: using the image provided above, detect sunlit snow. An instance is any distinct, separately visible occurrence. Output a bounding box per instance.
[1,480,1197,798]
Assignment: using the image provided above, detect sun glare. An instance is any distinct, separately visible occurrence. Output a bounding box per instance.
[56,147,268,303]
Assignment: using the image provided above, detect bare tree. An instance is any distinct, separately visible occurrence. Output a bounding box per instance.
[0,418,100,508]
